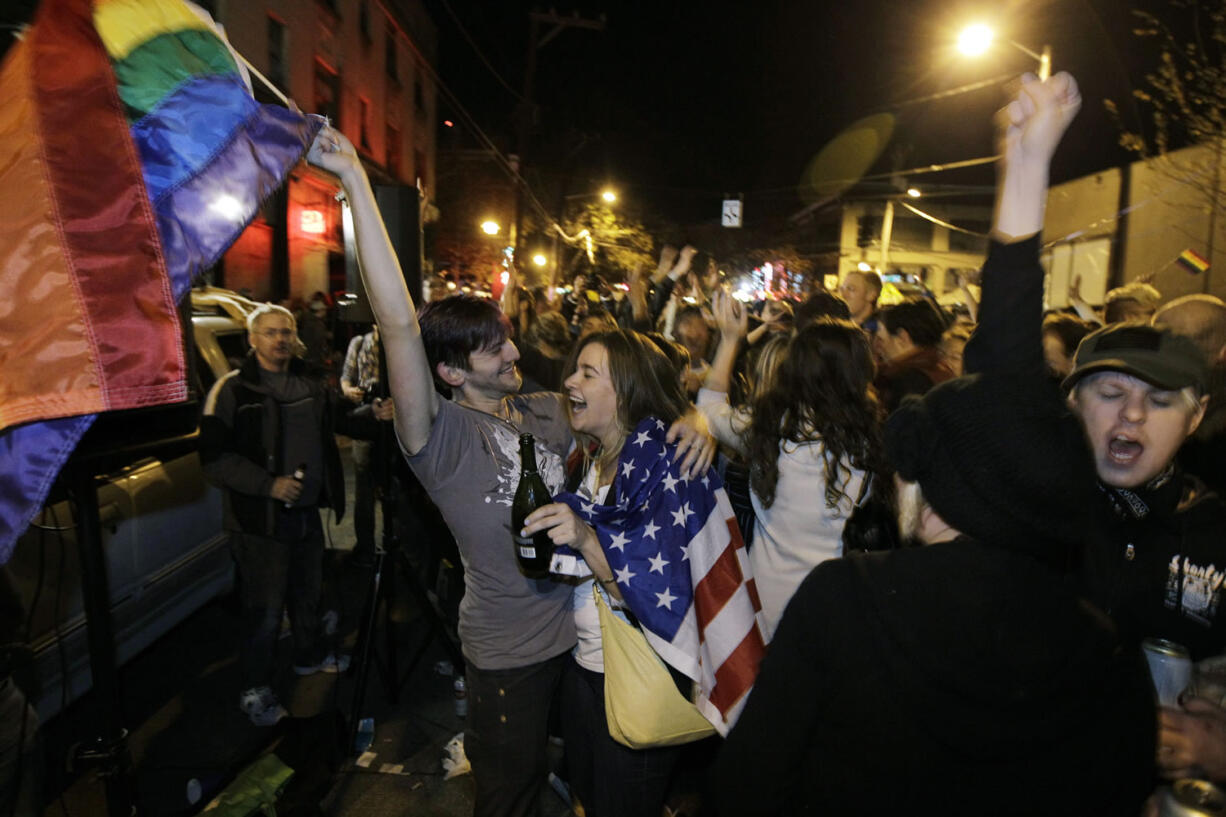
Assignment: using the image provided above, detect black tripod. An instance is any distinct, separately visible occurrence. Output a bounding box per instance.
[346,342,464,754]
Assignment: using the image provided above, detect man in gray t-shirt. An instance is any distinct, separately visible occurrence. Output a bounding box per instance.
[307,127,714,817]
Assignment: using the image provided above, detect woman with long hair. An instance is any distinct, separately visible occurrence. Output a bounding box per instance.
[699,290,886,639]
[520,328,762,817]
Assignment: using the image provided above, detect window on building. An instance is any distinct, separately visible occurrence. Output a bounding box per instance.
[267,15,287,91]
[386,124,401,179]
[414,71,425,118]
[359,97,371,152]
[385,31,398,83]
[359,0,371,41]
[313,60,340,124]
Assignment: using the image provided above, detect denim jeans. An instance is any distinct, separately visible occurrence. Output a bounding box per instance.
[465,653,567,817]
[560,657,681,817]
[230,509,324,689]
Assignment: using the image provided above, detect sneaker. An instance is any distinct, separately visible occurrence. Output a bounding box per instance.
[293,652,351,676]
[239,686,287,727]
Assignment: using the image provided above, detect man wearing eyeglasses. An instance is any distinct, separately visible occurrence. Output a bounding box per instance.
[201,303,348,727]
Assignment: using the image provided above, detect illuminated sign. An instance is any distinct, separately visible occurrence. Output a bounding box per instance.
[300,209,326,235]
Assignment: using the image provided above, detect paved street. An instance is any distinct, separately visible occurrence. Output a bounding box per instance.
[37,440,573,817]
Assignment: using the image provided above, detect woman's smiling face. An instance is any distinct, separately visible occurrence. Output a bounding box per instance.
[564,341,621,448]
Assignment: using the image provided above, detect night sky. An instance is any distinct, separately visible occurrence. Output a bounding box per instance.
[428,0,1165,228]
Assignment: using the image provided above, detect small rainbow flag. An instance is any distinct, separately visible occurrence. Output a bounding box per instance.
[1178,248,1211,275]
[0,0,322,561]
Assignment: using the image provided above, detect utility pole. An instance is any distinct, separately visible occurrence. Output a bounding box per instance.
[513,9,604,260]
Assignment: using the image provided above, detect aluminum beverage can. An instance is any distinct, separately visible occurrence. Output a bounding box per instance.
[1145,638,1193,708]
[1159,780,1226,817]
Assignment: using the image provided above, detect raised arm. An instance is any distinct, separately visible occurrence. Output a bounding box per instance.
[306,126,438,454]
[963,72,1081,377]
[705,289,747,395]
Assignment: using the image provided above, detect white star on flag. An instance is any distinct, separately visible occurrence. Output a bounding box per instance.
[580,500,596,518]
[642,520,660,540]
[662,474,680,493]
[614,564,636,585]
[656,587,677,609]
[701,474,710,489]
[608,531,630,551]
[649,552,669,574]
[622,460,636,478]
[634,430,651,447]
[680,544,690,561]
[655,419,665,430]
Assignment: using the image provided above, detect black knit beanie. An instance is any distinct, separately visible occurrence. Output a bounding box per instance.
[884,374,1098,560]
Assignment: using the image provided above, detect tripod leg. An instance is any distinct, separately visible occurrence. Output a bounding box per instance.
[347,548,386,754]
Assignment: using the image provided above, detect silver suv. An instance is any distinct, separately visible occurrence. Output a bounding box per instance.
[9,287,259,719]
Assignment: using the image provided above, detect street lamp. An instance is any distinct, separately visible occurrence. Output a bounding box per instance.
[600,188,617,204]
[532,253,548,267]
[481,220,500,236]
[957,23,1051,81]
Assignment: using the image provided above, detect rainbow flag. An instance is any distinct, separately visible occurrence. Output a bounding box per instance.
[1178,248,1211,275]
[0,0,323,562]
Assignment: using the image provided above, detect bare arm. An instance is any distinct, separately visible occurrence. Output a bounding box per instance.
[307,126,438,454]
[1068,274,1104,325]
[992,72,1081,243]
[705,289,747,394]
[650,244,679,285]
[522,502,623,601]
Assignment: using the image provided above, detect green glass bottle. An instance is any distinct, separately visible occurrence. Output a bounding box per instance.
[511,433,554,577]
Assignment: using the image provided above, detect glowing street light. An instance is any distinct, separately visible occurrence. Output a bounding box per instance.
[480,220,500,236]
[957,24,993,56]
[906,187,922,198]
[600,188,618,204]
[532,253,548,267]
[957,23,1051,81]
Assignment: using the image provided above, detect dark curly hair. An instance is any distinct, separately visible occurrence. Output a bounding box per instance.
[746,318,885,509]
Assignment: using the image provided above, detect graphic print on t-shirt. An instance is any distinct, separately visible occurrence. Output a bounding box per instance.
[481,422,566,507]
[1165,554,1226,626]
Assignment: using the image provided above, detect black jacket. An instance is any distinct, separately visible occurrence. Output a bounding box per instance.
[710,541,1156,816]
[200,355,344,536]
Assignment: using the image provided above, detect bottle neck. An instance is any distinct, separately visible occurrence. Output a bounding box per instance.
[519,439,538,474]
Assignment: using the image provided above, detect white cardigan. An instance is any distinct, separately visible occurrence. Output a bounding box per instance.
[697,388,865,641]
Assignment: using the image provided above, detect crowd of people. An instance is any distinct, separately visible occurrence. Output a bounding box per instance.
[173,70,1226,817]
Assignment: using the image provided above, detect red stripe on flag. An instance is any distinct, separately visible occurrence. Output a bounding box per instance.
[745,577,762,614]
[693,527,746,633]
[728,515,745,550]
[708,626,766,714]
[32,0,184,409]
